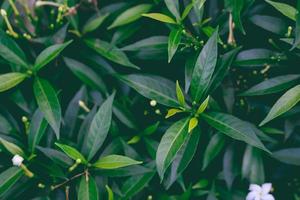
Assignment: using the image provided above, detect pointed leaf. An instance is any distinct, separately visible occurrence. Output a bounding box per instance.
[78,176,99,200]
[83,13,109,34]
[168,28,182,63]
[0,137,25,157]
[0,73,27,93]
[55,143,87,163]
[0,167,23,196]
[188,117,198,133]
[142,13,177,24]
[93,155,142,169]
[176,80,185,106]
[265,0,297,21]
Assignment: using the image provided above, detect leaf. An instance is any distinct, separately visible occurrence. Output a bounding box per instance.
[55,143,87,164]
[240,75,300,96]
[28,109,48,152]
[108,4,152,29]
[0,137,25,157]
[0,167,23,196]
[223,145,239,189]
[93,155,142,169]
[250,15,288,35]
[156,118,190,179]
[33,78,61,138]
[188,117,198,133]
[272,148,300,166]
[202,133,226,170]
[165,108,182,118]
[226,0,245,34]
[37,146,73,167]
[260,85,300,126]
[78,176,99,200]
[190,27,218,102]
[64,57,107,93]
[292,0,300,49]
[176,80,185,106]
[84,39,139,69]
[83,13,109,34]
[265,0,297,21]
[119,74,180,107]
[164,0,180,20]
[196,96,210,114]
[81,93,115,161]
[142,13,177,24]
[105,185,114,200]
[0,73,27,93]
[33,40,72,71]
[168,28,182,63]
[0,30,28,68]
[201,112,270,153]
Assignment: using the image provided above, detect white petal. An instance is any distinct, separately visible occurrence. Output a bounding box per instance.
[262,183,272,194]
[11,154,24,166]
[262,194,275,200]
[249,184,261,192]
[246,191,259,200]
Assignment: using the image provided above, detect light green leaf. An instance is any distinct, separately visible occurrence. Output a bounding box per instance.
[83,13,109,34]
[84,39,139,69]
[201,112,270,153]
[196,96,210,114]
[156,118,190,179]
[0,167,23,196]
[81,93,115,161]
[260,85,300,126]
[188,117,198,133]
[0,137,25,157]
[190,27,218,102]
[93,155,142,169]
[34,40,72,71]
[108,4,152,29]
[33,78,61,138]
[168,28,182,63]
[78,176,99,200]
[265,0,297,21]
[165,108,183,118]
[142,13,177,24]
[55,143,87,164]
[105,185,114,200]
[176,80,185,106]
[0,73,27,93]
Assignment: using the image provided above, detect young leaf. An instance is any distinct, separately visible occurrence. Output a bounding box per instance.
[93,155,142,169]
[0,30,28,68]
[176,80,185,106]
[265,0,297,21]
[119,74,180,107]
[260,85,300,126]
[81,93,115,161]
[83,13,109,34]
[188,117,198,133]
[196,96,210,114]
[33,78,61,138]
[108,4,152,29]
[33,40,72,71]
[84,39,139,69]
[168,28,182,63]
[78,176,99,200]
[55,143,87,164]
[0,137,25,157]
[156,118,190,179]
[201,112,270,153]
[165,108,183,118]
[240,75,300,96]
[190,27,218,103]
[142,13,177,24]
[28,109,48,152]
[105,185,114,200]
[0,167,23,196]
[0,73,27,93]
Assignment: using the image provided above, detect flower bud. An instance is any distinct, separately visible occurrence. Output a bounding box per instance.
[12,154,24,166]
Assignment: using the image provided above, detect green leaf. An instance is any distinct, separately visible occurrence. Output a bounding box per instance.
[64,57,107,93]
[168,28,182,63]
[292,0,300,49]
[265,0,297,21]
[93,155,142,169]
[142,13,177,24]
[201,112,270,153]
[119,74,180,107]
[84,39,139,69]
[83,13,109,34]
[260,85,300,126]
[28,109,48,153]
[37,146,73,167]
[0,30,28,68]
[0,137,25,157]
[0,167,23,196]
[226,0,245,34]
[33,78,61,138]
[33,40,72,71]
[202,133,226,170]
[164,0,180,20]
[0,73,27,93]
[105,185,114,200]
[156,118,190,179]
[240,75,300,96]
[81,93,115,161]
[55,143,87,164]
[176,80,185,106]
[188,117,198,133]
[196,96,210,114]
[165,108,183,118]
[78,176,99,200]
[108,4,152,29]
[181,2,194,20]
[272,148,300,166]
[190,27,218,102]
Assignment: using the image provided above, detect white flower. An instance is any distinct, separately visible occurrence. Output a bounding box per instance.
[246,183,275,200]
[12,154,24,166]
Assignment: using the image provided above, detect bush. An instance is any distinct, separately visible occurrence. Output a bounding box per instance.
[0,0,300,199]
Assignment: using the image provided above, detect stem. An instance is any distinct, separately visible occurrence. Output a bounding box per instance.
[35,1,61,7]
[51,172,85,190]
[227,13,236,45]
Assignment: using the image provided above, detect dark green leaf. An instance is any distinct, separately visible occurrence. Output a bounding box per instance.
[78,176,99,200]
[272,148,300,166]
[0,167,23,196]
[37,146,73,167]
[168,28,182,63]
